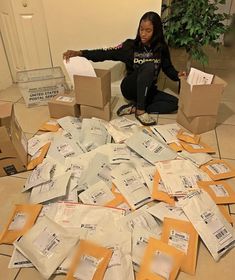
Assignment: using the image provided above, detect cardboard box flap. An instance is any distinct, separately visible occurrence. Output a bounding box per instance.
[179,76,226,117]
[212,75,227,87]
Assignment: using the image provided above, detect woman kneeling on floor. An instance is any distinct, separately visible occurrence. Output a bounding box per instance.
[63,11,185,126]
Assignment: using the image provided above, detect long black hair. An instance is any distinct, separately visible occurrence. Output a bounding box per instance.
[134,11,166,52]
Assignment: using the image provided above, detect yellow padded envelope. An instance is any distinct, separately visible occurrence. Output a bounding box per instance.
[168,142,183,152]
[65,239,112,280]
[27,142,50,170]
[198,180,235,204]
[0,204,42,244]
[201,159,235,180]
[218,205,233,225]
[161,218,199,275]
[180,140,215,154]
[152,171,175,205]
[137,237,184,280]
[177,129,200,144]
[39,120,60,132]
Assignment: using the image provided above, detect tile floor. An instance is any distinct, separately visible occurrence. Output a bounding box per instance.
[0,46,235,279]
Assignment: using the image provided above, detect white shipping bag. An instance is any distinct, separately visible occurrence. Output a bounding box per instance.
[156,159,210,196]
[105,143,131,165]
[22,159,55,192]
[125,130,177,164]
[150,123,181,144]
[132,226,160,271]
[78,153,113,189]
[29,171,71,204]
[146,202,188,222]
[178,150,212,167]
[118,205,162,235]
[28,132,55,156]
[79,180,115,206]
[79,118,111,152]
[46,202,124,238]
[57,116,82,139]
[13,216,79,279]
[112,163,152,210]
[88,227,134,280]
[179,190,235,261]
[47,134,84,164]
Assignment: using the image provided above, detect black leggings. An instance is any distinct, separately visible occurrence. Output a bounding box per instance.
[120,62,178,114]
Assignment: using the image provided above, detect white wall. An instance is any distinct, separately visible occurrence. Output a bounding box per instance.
[42,0,162,80]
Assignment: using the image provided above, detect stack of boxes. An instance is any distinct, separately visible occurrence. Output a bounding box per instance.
[48,69,112,121]
[48,91,80,119]
[74,69,111,121]
[177,76,227,134]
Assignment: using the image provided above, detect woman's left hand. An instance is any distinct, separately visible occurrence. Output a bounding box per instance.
[178,71,187,77]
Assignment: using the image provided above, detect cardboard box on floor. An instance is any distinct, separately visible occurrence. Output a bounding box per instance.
[48,91,80,119]
[74,69,111,108]
[177,76,227,134]
[0,106,28,177]
[80,101,111,121]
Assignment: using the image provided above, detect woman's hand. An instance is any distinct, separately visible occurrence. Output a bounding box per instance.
[178,71,187,78]
[63,50,82,62]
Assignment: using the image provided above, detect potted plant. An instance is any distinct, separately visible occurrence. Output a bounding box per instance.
[162,0,231,71]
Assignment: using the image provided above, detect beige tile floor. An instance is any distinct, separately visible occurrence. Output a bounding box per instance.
[0,46,235,279]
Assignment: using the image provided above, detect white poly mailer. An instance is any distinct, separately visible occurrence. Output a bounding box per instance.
[156,159,210,196]
[79,181,115,206]
[125,130,177,164]
[146,202,188,222]
[23,159,55,192]
[88,227,134,280]
[79,118,111,152]
[150,123,181,144]
[13,216,79,279]
[29,171,71,204]
[179,190,235,261]
[112,163,152,210]
[47,134,84,164]
[57,116,82,139]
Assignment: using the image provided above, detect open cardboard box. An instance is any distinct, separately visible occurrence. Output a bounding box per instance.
[177,75,227,134]
[0,104,28,177]
[74,69,111,108]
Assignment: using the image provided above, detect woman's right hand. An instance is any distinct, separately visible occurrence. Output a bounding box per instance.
[63,50,82,62]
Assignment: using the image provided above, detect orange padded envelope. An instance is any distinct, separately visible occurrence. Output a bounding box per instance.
[180,141,215,154]
[65,239,112,280]
[198,180,235,204]
[0,204,42,244]
[27,142,50,170]
[137,237,184,280]
[39,120,60,132]
[168,142,183,152]
[161,218,199,275]
[177,129,200,144]
[201,159,235,180]
[152,171,175,205]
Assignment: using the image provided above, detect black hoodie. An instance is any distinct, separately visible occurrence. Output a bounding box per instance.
[81,39,179,82]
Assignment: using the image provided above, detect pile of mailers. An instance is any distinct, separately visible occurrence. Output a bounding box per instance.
[1,116,235,280]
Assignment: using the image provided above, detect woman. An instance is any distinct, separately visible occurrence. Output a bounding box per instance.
[63,11,185,126]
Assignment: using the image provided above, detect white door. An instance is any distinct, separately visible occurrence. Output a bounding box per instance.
[0,0,25,81]
[0,0,52,81]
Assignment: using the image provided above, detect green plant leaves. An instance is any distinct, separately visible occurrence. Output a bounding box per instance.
[163,0,231,65]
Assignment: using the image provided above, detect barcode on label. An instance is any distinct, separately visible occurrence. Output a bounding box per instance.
[215,228,228,240]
